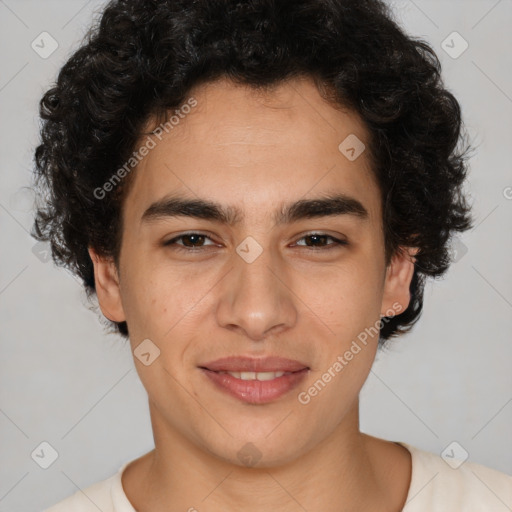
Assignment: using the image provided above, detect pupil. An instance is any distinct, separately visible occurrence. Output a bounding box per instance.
[307,235,326,246]
[184,234,204,247]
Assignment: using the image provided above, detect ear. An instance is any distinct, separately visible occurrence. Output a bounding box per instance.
[88,247,126,323]
[380,246,418,317]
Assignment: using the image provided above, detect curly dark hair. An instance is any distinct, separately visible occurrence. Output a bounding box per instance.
[31,0,473,345]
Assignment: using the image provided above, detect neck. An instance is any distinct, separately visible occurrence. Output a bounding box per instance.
[123,398,410,511]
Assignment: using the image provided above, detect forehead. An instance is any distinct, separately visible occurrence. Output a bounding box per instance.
[122,76,380,225]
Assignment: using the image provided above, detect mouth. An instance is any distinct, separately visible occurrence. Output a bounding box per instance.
[199,356,310,405]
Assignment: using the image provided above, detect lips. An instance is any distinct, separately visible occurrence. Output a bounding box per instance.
[200,356,308,373]
[199,356,309,404]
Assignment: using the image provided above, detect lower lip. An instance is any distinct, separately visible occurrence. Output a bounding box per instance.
[200,368,309,404]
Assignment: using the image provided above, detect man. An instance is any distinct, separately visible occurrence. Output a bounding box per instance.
[33,0,511,510]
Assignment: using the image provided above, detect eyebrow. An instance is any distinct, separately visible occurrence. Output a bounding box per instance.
[140,192,369,226]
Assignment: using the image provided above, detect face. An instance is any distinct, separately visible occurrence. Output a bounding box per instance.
[89,76,415,467]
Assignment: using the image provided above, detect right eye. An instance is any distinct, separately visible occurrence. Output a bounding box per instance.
[163,232,218,251]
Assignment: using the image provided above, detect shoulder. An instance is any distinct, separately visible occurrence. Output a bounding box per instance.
[43,462,135,512]
[43,475,116,512]
[398,442,512,511]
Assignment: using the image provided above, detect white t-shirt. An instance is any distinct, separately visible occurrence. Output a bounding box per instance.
[44,442,512,511]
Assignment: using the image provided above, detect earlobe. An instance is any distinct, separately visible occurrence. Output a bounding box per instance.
[88,247,126,323]
[381,247,418,317]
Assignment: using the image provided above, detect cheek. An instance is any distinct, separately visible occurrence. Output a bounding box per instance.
[120,259,216,345]
[297,258,384,335]
[298,264,383,411]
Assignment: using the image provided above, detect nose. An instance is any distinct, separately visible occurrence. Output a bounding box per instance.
[215,242,298,341]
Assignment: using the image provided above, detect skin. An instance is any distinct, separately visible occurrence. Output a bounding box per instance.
[89,75,417,511]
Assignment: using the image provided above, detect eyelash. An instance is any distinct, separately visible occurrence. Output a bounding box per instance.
[163,232,348,252]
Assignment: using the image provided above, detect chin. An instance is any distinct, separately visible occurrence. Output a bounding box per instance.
[200,425,317,469]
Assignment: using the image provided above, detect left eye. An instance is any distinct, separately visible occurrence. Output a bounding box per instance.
[293,233,347,249]
[163,233,347,250]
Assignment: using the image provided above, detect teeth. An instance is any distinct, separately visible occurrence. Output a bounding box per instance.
[223,371,287,380]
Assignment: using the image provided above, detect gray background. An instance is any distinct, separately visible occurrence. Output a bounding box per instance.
[0,0,511,510]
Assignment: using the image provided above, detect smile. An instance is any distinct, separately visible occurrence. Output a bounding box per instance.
[199,356,310,404]
[216,370,290,380]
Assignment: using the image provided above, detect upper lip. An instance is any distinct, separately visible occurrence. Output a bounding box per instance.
[200,356,309,373]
